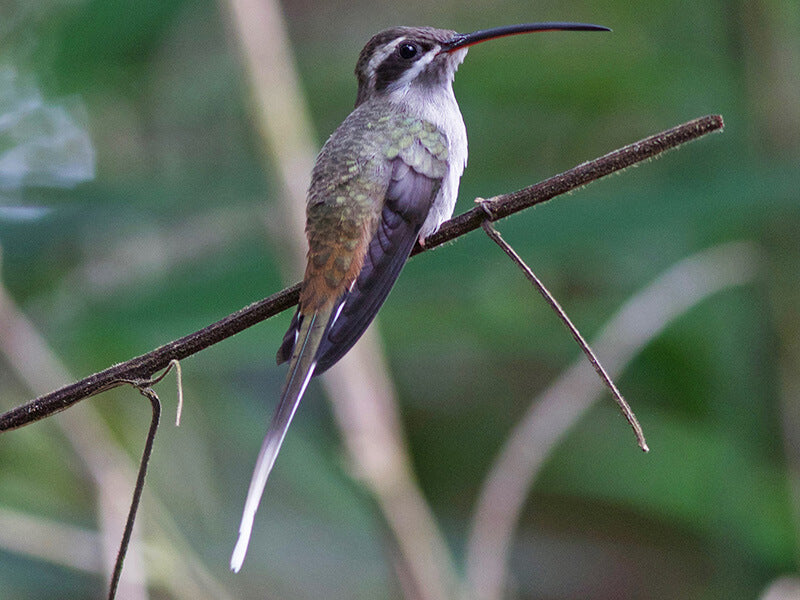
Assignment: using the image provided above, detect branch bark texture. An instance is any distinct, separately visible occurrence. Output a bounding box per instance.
[0,115,723,433]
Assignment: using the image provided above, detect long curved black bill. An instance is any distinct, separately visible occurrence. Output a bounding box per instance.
[443,22,611,52]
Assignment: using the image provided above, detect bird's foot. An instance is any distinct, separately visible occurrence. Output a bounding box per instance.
[475,196,497,220]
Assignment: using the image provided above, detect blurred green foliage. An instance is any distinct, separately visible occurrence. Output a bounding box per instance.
[0,0,799,598]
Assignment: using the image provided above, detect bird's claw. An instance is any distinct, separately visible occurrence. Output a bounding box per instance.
[475,196,496,220]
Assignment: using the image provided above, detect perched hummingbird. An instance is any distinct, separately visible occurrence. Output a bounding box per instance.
[231,21,610,571]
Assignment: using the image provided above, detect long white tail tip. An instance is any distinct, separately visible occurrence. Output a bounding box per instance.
[229,323,319,573]
[230,524,253,572]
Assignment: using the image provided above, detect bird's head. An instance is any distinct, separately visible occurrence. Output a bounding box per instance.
[353,22,610,107]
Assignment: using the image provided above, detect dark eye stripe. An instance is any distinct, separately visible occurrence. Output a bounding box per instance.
[374,40,433,92]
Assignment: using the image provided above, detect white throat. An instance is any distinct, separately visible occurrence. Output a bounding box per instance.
[385,48,469,238]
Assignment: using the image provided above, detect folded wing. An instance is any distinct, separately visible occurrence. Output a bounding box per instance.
[277,158,442,373]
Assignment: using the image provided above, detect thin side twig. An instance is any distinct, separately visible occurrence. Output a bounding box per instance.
[108,383,161,600]
[0,261,234,600]
[169,360,184,426]
[479,217,648,452]
[0,115,724,433]
[464,241,759,600]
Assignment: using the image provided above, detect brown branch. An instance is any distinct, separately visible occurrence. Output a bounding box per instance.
[414,114,723,253]
[0,114,723,433]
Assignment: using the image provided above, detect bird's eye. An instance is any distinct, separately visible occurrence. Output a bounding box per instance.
[398,43,418,59]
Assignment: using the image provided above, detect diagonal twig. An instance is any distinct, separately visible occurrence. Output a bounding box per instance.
[0,115,724,434]
[479,217,648,451]
[464,241,759,600]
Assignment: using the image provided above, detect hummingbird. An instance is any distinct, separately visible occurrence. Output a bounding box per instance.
[231,21,610,571]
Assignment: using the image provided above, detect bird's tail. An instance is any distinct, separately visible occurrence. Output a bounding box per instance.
[230,307,331,572]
